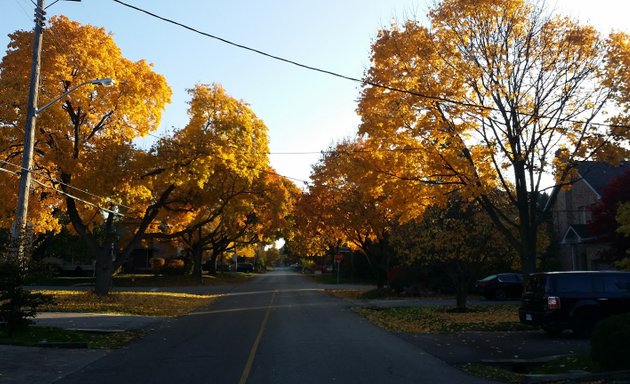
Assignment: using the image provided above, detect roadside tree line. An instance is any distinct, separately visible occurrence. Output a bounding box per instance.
[286,0,630,307]
[2,0,630,303]
[0,16,299,295]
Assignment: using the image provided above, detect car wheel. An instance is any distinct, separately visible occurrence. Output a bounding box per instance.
[494,289,507,300]
[571,308,599,338]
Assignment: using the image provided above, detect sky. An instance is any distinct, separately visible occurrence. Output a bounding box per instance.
[1,0,629,188]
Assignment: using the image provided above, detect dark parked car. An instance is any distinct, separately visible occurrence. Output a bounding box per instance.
[236,262,254,273]
[475,273,523,300]
[519,271,630,337]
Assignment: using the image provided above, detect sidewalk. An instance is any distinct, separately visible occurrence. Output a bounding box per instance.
[34,312,163,332]
[0,312,166,384]
[0,345,108,384]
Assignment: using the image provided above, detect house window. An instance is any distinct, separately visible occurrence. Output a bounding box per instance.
[578,206,590,224]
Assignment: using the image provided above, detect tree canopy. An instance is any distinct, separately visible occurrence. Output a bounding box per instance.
[357,0,630,273]
[0,18,297,294]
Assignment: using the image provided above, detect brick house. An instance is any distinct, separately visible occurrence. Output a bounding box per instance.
[552,161,630,271]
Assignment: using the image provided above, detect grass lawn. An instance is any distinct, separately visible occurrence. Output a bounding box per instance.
[35,290,220,317]
[0,289,220,349]
[0,326,140,349]
[353,304,533,333]
[463,353,602,383]
[33,272,254,287]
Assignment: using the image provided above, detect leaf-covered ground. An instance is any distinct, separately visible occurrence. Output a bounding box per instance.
[354,305,533,333]
[0,326,140,349]
[36,290,219,317]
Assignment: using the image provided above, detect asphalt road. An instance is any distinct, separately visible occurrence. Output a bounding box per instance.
[52,270,493,384]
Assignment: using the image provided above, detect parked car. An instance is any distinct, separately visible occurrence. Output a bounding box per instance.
[41,256,95,276]
[475,273,523,300]
[236,262,254,273]
[519,271,630,337]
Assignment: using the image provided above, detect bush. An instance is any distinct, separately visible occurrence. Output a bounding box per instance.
[591,313,630,371]
[150,257,165,274]
[0,261,53,335]
[387,265,412,293]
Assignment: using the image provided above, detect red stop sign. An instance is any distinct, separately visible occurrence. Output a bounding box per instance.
[334,253,343,263]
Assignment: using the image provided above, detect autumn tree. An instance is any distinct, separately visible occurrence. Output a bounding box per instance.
[392,198,518,309]
[290,186,342,263]
[357,0,630,274]
[0,16,172,294]
[147,84,296,279]
[299,139,405,288]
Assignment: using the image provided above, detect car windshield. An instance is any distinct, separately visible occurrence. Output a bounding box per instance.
[499,274,521,282]
[480,274,497,282]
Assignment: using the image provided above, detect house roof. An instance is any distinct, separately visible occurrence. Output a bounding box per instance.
[577,161,630,198]
[561,224,600,244]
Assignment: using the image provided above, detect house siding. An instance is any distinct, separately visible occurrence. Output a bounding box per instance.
[552,179,600,270]
[551,161,629,271]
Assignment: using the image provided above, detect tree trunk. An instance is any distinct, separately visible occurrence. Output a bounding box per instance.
[455,280,468,311]
[94,247,114,295]
[191,242,203,283]
[521,224,538,275]
[446,264,469,311]
[207,252,218,275]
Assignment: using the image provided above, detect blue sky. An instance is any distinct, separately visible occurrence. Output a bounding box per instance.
[1,0,629,187]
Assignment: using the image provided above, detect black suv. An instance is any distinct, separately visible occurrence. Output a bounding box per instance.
[519,271,630,337]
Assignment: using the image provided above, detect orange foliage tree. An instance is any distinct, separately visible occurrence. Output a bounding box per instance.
[0,16,172,294]
[357,0,630,274]
[295,139,416,287]
[146,84,298,279]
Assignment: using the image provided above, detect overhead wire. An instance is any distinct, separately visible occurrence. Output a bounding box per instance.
[112,0,630,131]
[0,158,135,213]
[0,163,124,216]
[6,1,628,211]
[2,2,310,230]
[143,131,313,186]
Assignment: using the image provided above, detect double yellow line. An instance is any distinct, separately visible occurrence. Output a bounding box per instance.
[238,290,277,384]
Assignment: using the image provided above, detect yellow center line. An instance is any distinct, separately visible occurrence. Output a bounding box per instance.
[238,290,277,384]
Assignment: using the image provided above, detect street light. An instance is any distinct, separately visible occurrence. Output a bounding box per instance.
[12,77,115,264]
[36,78,115,114]
[9,0,114,266]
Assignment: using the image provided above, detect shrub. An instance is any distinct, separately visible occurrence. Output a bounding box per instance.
[150,257,165,274]
[0,261,53,335]
[591,313,630,371]
[387,265,412,293]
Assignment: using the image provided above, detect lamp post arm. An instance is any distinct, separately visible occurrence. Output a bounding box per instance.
[36,80,92,115]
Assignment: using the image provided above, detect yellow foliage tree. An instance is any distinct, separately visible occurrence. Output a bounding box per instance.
[357,0,630,274]
[147,84,297,279]
[0,16,172,294]
[392,198,518,309]
[296,139,408,287]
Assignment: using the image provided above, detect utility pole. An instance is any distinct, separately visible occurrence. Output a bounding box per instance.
[12,0,46,266]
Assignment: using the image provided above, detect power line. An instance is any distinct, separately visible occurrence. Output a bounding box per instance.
[111,0,630,132]
[0,164,124,216]
[1,159,134,212]
[111,0,479,109]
